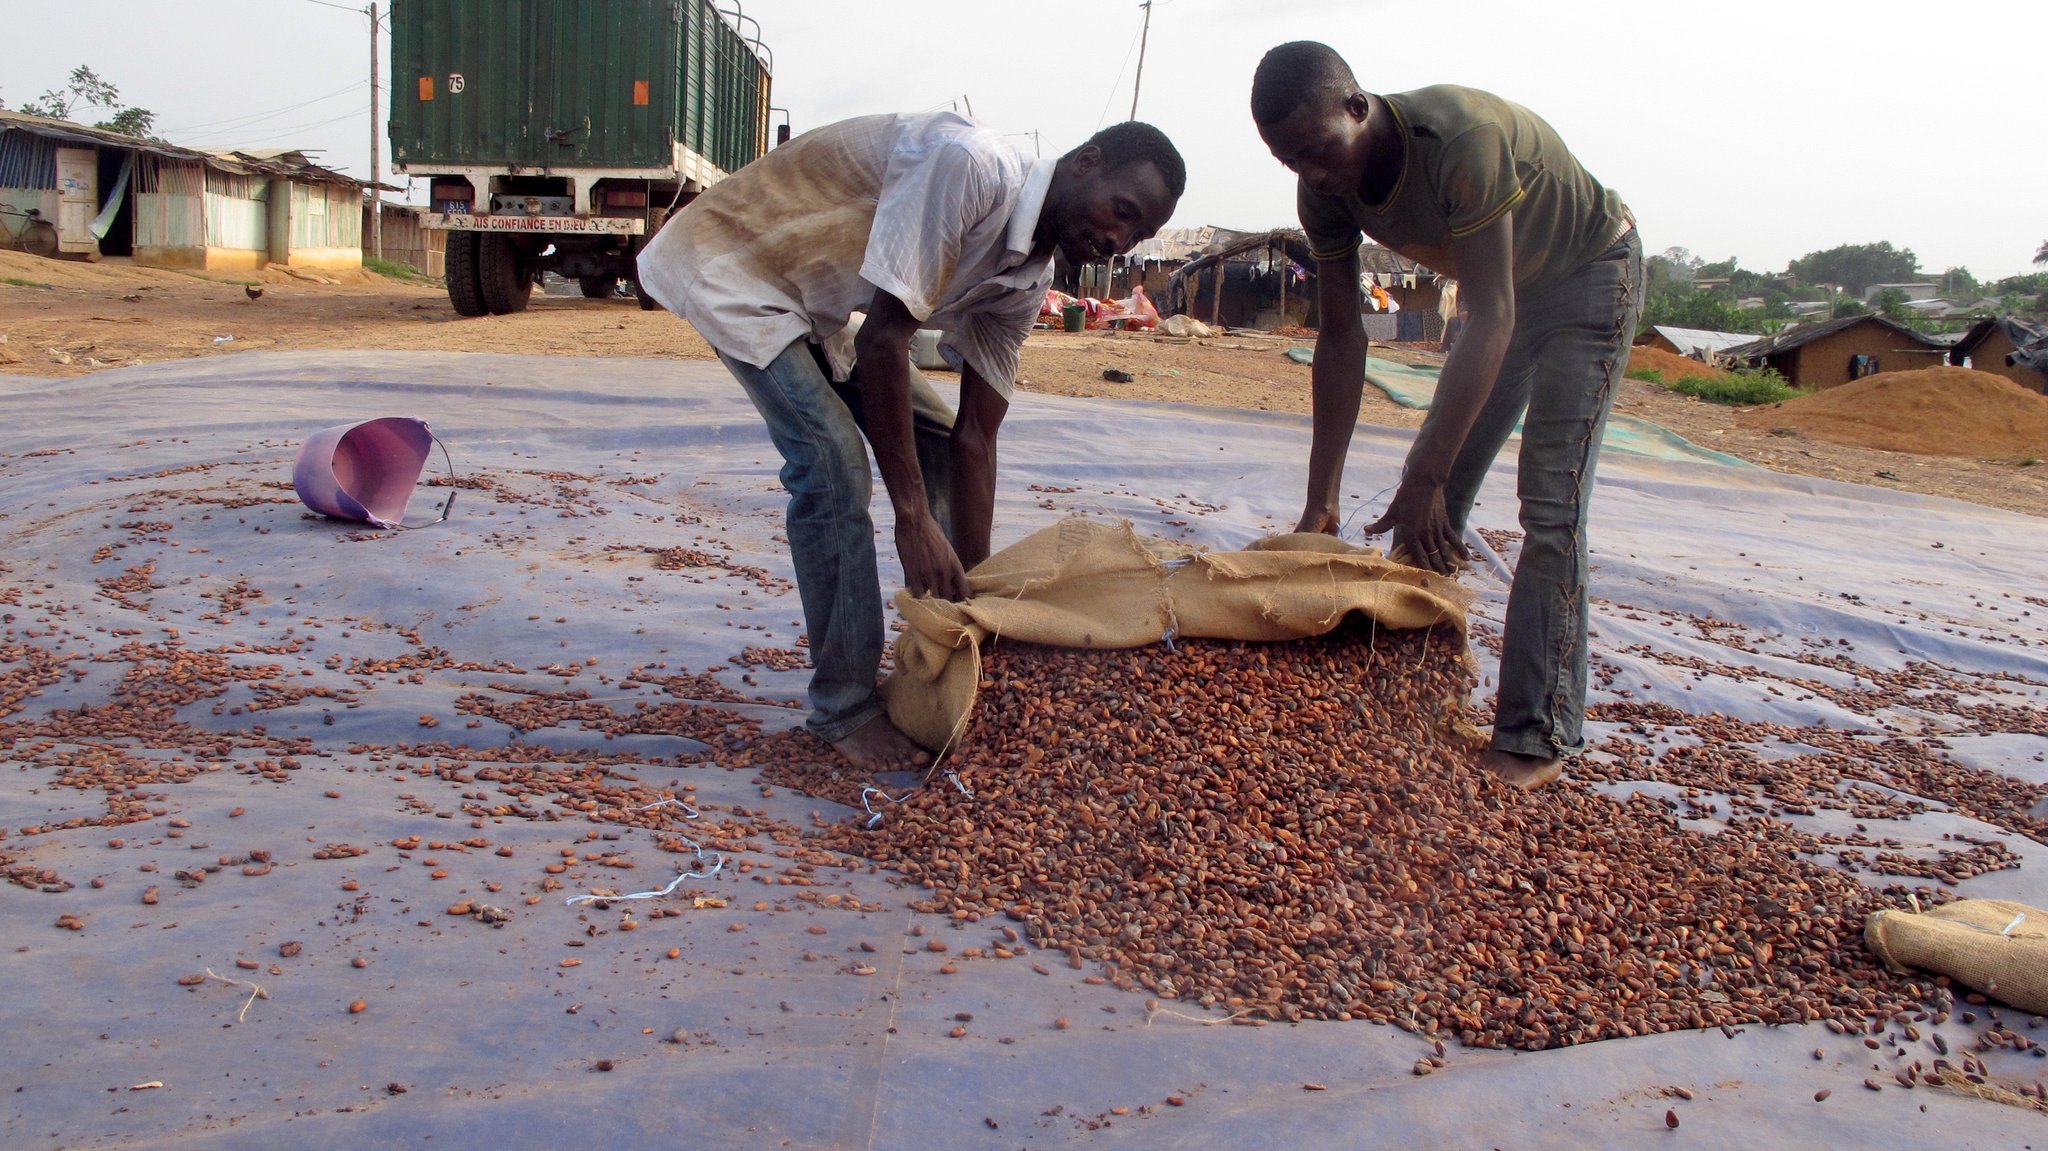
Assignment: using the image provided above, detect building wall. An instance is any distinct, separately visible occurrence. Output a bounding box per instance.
[284,182,362,270]
[134,158,208,268]
[364,203,447,276]
[0,187,58,250]
[1778,321,1946,389]
[1962,330,2048,394]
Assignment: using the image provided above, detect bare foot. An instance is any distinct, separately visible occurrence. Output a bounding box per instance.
[1478,747,1562,791]
[830,715,932,773]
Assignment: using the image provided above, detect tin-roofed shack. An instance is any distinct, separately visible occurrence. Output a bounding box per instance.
[1949,317,2048,395]
[0,109,393,272]
[1723,314,1950,390]
[1159,230,1442,336]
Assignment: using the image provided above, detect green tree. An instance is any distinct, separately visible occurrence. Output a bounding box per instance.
[1788,241,1919,296]
[1645,246,1701,292]
[12,65,157,138]
[1638,288,1769,335]
[1831,296,1869,319]
[1938,267,1980,301]
[2036,240,2048,266]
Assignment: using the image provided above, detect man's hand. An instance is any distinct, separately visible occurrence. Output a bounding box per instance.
[896,511,972,601]
[1363,479,1467,573]
[1294,504,1341,536]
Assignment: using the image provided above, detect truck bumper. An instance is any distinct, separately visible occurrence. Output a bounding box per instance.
[426,214,645,235]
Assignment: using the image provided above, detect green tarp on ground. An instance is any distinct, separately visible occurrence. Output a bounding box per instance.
[1286,351,1756,468]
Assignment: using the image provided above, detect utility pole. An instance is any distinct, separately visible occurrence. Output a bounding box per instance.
[367,2,382,261]
[1129,1,1153,121]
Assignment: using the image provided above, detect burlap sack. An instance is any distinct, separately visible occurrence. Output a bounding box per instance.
[884,516,1470,753]
[1865,898,2048,1014]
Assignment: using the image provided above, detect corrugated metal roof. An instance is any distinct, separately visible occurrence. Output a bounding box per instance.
[1648,326,1754,357]
[1124,227,1434,278]
[1951,316,2048,360]
[1723,313,1945,362]
[0,109,397,190]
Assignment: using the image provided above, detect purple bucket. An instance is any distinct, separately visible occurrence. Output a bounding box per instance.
[292,417,437,529]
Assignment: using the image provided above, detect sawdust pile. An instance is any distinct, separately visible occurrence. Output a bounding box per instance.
[1626,345,1731,381]
[1739,366,2048,458]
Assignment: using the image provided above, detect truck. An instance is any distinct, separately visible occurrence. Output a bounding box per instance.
[387,0,774,315]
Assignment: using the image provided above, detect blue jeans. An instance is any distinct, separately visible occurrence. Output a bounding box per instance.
[716,342,956,742]
[1428,229,1643,758]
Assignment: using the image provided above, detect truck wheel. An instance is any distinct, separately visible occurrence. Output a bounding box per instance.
[578,274,619,299]
[478,234,533,315]
[633,279,661,311]
[445,231,488,317]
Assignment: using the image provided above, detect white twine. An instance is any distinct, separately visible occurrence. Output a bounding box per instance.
[562,794,721,905]
[563,836,725,905]
[2002,912,2025,937]
[202,968,270,1023]
[859,786,910,829]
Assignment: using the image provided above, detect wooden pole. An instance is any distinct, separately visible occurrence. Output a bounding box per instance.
[1129,1,1154,122]
[1277,240,1287,326]
[368,2,383,261]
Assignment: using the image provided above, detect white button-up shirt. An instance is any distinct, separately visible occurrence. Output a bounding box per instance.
[637,112,1055,400]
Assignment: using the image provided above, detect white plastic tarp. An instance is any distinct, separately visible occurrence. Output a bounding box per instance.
[0,351,2043,1149]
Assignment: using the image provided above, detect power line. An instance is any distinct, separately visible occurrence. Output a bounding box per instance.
[1093,15,1147,132]
[183,107,368,147]
[159,81,367,136]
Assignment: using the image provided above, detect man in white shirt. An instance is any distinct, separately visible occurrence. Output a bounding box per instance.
[639,114,1183,772]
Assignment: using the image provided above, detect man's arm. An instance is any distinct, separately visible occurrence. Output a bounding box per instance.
[853,287,973,601]
[949,362,1008,570]
[1363,213,1515,571]
[1298,246,1368,534]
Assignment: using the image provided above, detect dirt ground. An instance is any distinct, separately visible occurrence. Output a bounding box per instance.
[5,249,2045,518]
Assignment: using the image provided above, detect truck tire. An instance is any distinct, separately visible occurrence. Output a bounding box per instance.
[633,279,661,312]
[478,234,533,315]
[578,274,619,299]
[445,231,488,317]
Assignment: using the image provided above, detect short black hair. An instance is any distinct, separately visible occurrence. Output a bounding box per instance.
[1250,41,1360,128]
[1066,121,1186,199]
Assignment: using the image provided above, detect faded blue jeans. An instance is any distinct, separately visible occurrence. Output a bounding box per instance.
[1427,229,1643,758]
[717,341,956,743]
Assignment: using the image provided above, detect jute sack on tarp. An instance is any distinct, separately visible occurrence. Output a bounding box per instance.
[1865,899,2048,1015]
[885,515,1470,753]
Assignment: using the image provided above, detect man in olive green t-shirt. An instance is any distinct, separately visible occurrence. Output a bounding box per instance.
[1251,41,1643,790]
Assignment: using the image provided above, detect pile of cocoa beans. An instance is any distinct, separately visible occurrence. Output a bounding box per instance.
[818,621,1931,1050]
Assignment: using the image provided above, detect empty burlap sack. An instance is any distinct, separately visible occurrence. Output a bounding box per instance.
[1865,899,2048,1015]
[885,516,1469,753]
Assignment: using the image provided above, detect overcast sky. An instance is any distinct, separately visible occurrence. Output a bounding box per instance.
[3,0,2040,281]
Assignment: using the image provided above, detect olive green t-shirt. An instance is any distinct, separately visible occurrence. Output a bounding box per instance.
[1297,85,1629,288]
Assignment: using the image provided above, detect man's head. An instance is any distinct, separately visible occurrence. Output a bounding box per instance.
[1041,121,1185,265]
[1250,41,1372,198]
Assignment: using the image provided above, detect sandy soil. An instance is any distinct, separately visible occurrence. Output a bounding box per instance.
[5,249,2045,518]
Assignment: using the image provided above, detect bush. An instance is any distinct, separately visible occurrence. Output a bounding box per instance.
[364,257,427,283]
[1664,368,1803,406]
[1626,368,1665,384]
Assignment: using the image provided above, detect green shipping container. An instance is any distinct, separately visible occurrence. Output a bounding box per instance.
[389,0,769,176]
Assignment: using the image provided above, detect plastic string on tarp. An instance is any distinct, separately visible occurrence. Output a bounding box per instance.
[859,786,909,829]
[562,796,722,906]
[859,765,976,830]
